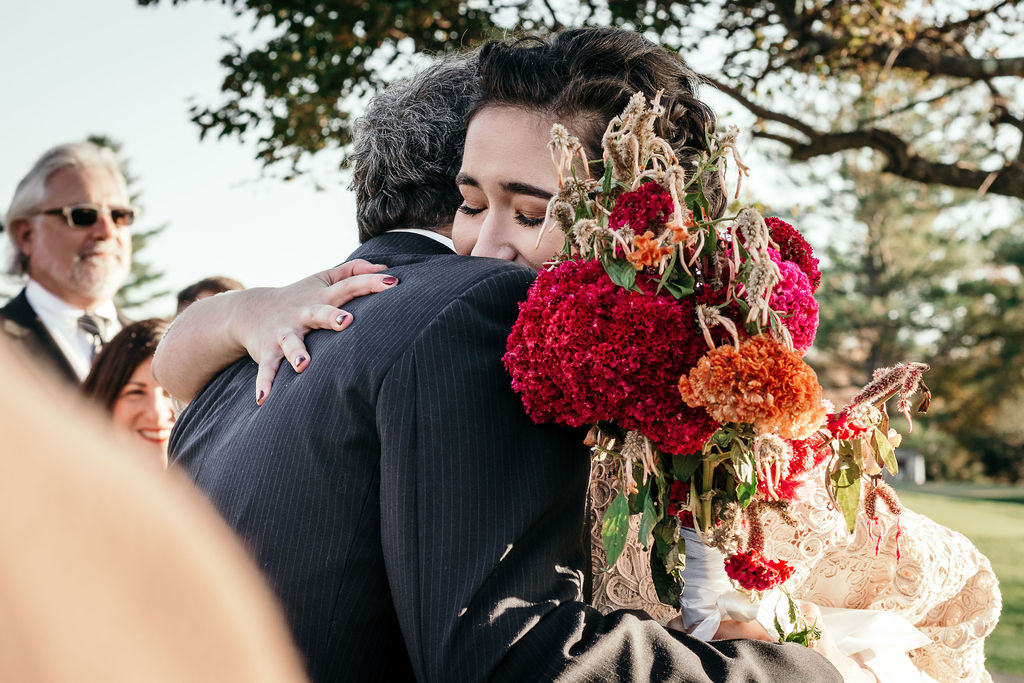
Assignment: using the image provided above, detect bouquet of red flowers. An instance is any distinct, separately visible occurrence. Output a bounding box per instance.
[503,93,931,643]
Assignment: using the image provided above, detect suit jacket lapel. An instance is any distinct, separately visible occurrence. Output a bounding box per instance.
[1,289,80,384]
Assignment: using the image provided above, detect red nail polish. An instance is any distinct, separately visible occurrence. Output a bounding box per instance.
[257,389,265,404]
[382,276,398,286]
[294,356,306,368]
[336,313,349,325]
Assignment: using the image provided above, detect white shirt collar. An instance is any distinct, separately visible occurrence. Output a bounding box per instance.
[26,279,118,323]
[389,228,455,252]
[25,279,121,380]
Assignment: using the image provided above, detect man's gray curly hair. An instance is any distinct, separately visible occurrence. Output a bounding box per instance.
[350,52,480,242]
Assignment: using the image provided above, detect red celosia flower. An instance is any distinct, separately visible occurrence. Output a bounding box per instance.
[724,548,795,592]
[608,182,674,233]
[827,411,870,441]
[666,479,694,527]
[756,436,831,501]
[678,335,826,440]
[766,216,821,292]
[768,248,819,353]
[504,258,715,454]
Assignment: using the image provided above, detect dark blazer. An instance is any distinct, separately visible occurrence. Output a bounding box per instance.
[170,232,839,682]
[0,289,78,383]
[0,288,131,384]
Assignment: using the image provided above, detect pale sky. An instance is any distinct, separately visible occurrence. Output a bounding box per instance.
[1,0,360,316]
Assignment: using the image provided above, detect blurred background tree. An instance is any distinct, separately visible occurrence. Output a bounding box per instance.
[804,159,1023,482]
[88,136,171,314]
[138,0,1023,196]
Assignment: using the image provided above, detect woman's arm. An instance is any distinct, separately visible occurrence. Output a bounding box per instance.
[153,260,397,403]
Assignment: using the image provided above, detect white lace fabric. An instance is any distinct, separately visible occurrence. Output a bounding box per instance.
[588,460,1002,682]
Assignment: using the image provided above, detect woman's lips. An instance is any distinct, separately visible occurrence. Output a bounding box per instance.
[138,428,172,443]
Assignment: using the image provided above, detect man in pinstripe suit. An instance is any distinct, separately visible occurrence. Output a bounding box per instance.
[169,56,841,682]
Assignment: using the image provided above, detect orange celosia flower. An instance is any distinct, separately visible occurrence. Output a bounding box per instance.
[627,230,673,270]
[668,222,689,244]
[678,334,826,439]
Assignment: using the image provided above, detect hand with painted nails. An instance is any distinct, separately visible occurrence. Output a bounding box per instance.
[240,261,399,403]
[153,260,398,404]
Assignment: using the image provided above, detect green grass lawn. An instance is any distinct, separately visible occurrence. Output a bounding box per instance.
[896,488,1024,676]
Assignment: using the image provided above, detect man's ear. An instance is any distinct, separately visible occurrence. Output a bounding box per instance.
[9,219,33,259]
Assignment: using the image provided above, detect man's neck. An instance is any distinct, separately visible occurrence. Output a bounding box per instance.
[26,279,109,313]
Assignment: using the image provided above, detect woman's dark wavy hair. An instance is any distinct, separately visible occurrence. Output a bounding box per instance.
[473,27,725,218]
[82,318,169,412]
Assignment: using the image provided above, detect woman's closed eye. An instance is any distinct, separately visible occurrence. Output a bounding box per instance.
[457,204,485,217]
[515,213,545,227]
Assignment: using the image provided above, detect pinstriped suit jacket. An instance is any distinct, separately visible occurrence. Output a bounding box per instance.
[170,232,839,682]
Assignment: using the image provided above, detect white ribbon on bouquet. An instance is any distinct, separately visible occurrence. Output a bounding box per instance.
[678,527,935,682]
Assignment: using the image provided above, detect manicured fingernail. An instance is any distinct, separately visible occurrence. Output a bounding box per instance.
[257,389,265,404]
[336,313,349,325]
[294,356,306,368]
[382,276,398,286]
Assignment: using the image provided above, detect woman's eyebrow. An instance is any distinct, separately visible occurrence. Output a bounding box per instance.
[501,181,553,200]
[455,172,552,200]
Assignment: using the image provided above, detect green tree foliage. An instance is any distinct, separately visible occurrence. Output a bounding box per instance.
[808,160,1024,481]
[88,136,171,314]
[140,0,1024,196]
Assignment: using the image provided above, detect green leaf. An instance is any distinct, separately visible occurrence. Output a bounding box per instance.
[685,190,708,213]
[600,255,638,292]
[602,490,631,569]
[873,427,899,475]
[655,248,679,296]
[628,474,652,515]
[833,462,862,533]
[671,452,702,481]
[638,492,658,550]
[730,443,756,504]
[652,514,679,556]
[736,480,757,508]
[662,270,695,299]
[602,158,614,195]
[650,540,683,607]
[712,429,733,448]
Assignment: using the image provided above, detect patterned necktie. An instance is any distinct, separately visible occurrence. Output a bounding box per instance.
[78,313,105,362]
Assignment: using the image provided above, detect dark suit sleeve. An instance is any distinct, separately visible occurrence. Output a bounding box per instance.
[376,268,841,682]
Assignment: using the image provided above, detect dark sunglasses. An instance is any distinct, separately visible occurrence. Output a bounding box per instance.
[40,203,137,228]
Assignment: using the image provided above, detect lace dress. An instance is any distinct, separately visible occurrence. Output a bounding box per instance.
[588,458,1002,682]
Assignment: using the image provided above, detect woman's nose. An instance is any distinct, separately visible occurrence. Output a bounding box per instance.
[470,215,517,262]
[147,390,176,425]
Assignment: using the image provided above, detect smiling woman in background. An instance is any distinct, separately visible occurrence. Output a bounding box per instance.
[82,318,175,466]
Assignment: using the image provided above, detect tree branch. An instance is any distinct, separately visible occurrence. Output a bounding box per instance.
[877,45,1024,80]
[703,75,816,138]
[752,127,1024,199]
[925,0,1014,39]
[710,73,1024,198]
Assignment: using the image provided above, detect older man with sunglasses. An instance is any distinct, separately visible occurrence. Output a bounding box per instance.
[2,142,135,383]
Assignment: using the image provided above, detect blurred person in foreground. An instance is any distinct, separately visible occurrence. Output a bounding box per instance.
[1,142,134,384]
[176,275,244,316]
[83,318,175,467]
[0,336,305,683]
